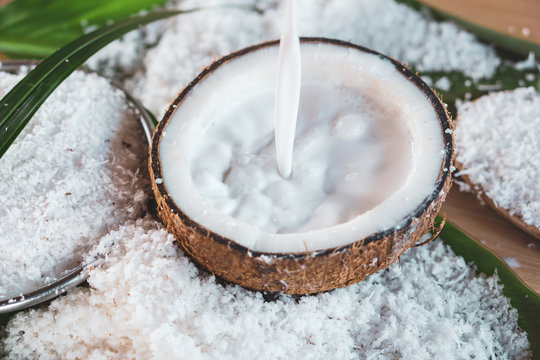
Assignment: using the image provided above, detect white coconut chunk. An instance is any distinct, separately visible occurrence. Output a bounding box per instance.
[159,43,445,253]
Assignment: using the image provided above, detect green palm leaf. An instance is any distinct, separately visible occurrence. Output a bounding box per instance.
[0,0,170,58]
[0,9,191,158]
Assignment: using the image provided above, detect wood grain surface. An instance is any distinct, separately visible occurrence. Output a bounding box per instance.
[420,0,540,46]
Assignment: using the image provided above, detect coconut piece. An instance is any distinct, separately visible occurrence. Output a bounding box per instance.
[455,88,540,241]
[149,38,454,294]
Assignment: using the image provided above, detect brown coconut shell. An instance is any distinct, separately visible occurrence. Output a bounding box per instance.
[149,38,455,295]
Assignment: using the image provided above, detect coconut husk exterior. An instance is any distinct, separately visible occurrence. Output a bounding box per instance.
[149,38,455,295]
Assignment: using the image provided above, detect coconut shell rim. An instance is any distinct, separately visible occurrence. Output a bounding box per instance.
[149,37,454,259]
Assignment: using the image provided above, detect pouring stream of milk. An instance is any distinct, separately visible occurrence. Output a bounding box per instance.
[274,0,301,178]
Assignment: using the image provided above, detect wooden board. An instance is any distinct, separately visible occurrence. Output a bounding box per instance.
[419,0,540,46]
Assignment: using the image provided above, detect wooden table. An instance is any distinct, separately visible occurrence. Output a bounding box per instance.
[419,0,540,294]
[420,0,540,46]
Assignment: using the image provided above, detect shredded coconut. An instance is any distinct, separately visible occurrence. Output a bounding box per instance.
[133,0,501,116]
[421,75,433,87]
[504,257,521,269]
[131,0,278,115]
[296,0,500,79]
[514,51,538,71]
[434,76,452,91]
[456,87,540,230]
[0,70,148,298]
[476,83,503,91]
[85,17,169,79]
[86,31,147,78]
[1,219,530,359]
[525,73,536,82]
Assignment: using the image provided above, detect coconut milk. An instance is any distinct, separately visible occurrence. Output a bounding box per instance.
[190,81,412,234]
[274,0,301,178]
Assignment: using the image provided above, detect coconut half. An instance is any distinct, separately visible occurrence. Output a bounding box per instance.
[149,38,454,294]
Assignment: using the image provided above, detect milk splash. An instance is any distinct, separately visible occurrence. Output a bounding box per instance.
[274,0,301,178]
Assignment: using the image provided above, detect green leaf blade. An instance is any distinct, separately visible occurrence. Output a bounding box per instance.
[0,9,189,159]
[0,0,170,58]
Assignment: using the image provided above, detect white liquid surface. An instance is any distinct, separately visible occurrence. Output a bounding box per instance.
[274,0,301,178]
[160,44,444,253]
[191,82,412,234]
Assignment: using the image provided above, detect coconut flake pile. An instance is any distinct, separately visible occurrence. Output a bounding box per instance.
[1,218,530,359]
[0,70,148,298]
[456,87,540,229]
[132,0,500,115]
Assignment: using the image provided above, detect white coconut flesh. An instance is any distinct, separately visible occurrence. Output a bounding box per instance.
[159,43,445,253]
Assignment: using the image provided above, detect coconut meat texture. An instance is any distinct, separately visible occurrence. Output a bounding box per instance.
[158,42,446,254]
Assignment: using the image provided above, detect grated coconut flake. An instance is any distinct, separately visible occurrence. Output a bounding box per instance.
[1,218,530,359]
[0,70,149,299]
[132,0,501,116]
[456,87,540,230]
